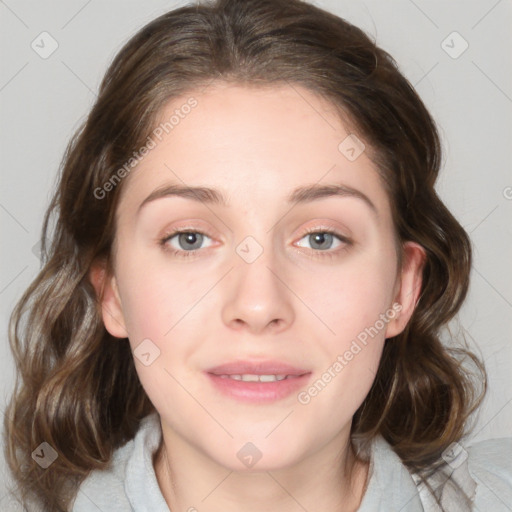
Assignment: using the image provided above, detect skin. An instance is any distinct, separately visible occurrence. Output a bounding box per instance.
[92,82,425,512]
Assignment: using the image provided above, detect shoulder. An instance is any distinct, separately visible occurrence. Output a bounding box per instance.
[71,413,164,512]
[71,437,135,512]
[466,436,512,508]
[414,436,512,511]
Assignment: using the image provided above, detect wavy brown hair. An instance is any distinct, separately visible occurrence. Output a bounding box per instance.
[4,0,486,510]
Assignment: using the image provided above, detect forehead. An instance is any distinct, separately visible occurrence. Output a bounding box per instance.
[116,82,390,220]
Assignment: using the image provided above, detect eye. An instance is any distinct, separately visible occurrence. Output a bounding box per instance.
[160,230,213,256]
[295,229,351,254]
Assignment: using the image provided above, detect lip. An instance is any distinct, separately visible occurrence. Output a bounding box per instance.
[205,360,311,403]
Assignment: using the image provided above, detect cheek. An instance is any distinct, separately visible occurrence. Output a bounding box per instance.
[115,245,209,342]
[297,247,396,401]
[113,248,215,397]
[303,249,398,340]
[114,259,198,413]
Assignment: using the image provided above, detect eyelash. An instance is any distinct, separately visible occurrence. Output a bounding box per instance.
[158,227,352,259]
[159,228,215,259]
[296,227,352,260]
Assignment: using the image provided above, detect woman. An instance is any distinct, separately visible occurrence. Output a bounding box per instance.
[4,0,511,510]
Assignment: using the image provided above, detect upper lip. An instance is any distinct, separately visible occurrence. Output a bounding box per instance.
[206,360,310,376]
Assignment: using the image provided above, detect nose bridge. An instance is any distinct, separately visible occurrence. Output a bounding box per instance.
[236,235,278,293]
[220,231,295,333]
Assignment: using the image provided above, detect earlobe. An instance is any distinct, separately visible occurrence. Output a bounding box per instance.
[385,241,426,339]
[89,260,129,339]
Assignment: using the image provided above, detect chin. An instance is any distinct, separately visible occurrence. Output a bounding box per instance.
[204,436,309,473]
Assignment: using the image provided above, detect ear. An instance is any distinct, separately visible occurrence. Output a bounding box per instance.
[385,241,426,339]
[89,259,129,339]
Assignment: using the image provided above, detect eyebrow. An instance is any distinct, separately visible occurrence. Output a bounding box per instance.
[137,182,377,214]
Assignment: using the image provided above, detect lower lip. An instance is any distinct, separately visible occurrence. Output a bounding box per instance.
[206,373,311,403]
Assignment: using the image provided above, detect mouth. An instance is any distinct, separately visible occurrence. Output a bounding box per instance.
[205,360,311,403]
[216,373,298,382]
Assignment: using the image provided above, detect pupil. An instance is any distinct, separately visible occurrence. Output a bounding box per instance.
[311,232,332,250]
[180,232,202,250]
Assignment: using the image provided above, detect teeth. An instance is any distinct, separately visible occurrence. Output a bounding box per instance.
[241,374,259,382]
[218,374,291,382]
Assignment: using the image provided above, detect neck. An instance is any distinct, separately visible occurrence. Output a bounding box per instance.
[153,429,370,512]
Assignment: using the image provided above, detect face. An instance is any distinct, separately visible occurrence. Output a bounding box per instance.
[96,82,424,472]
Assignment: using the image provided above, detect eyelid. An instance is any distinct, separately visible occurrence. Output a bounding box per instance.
[159,228,215,258]
[298,226,351,242]
[161,228,214,243]
[159,227,216,248]
[159,221,217,241]
[294,226,352,252]
[293,219,353,241]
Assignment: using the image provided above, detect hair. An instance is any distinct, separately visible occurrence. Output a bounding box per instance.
[4,0,486,510]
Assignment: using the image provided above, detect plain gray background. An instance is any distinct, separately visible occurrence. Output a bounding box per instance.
[1,0,511,507]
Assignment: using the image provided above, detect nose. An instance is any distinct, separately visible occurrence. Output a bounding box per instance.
[221,247,295,335]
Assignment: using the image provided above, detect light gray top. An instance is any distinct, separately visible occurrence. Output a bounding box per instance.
[71,412,512,512]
